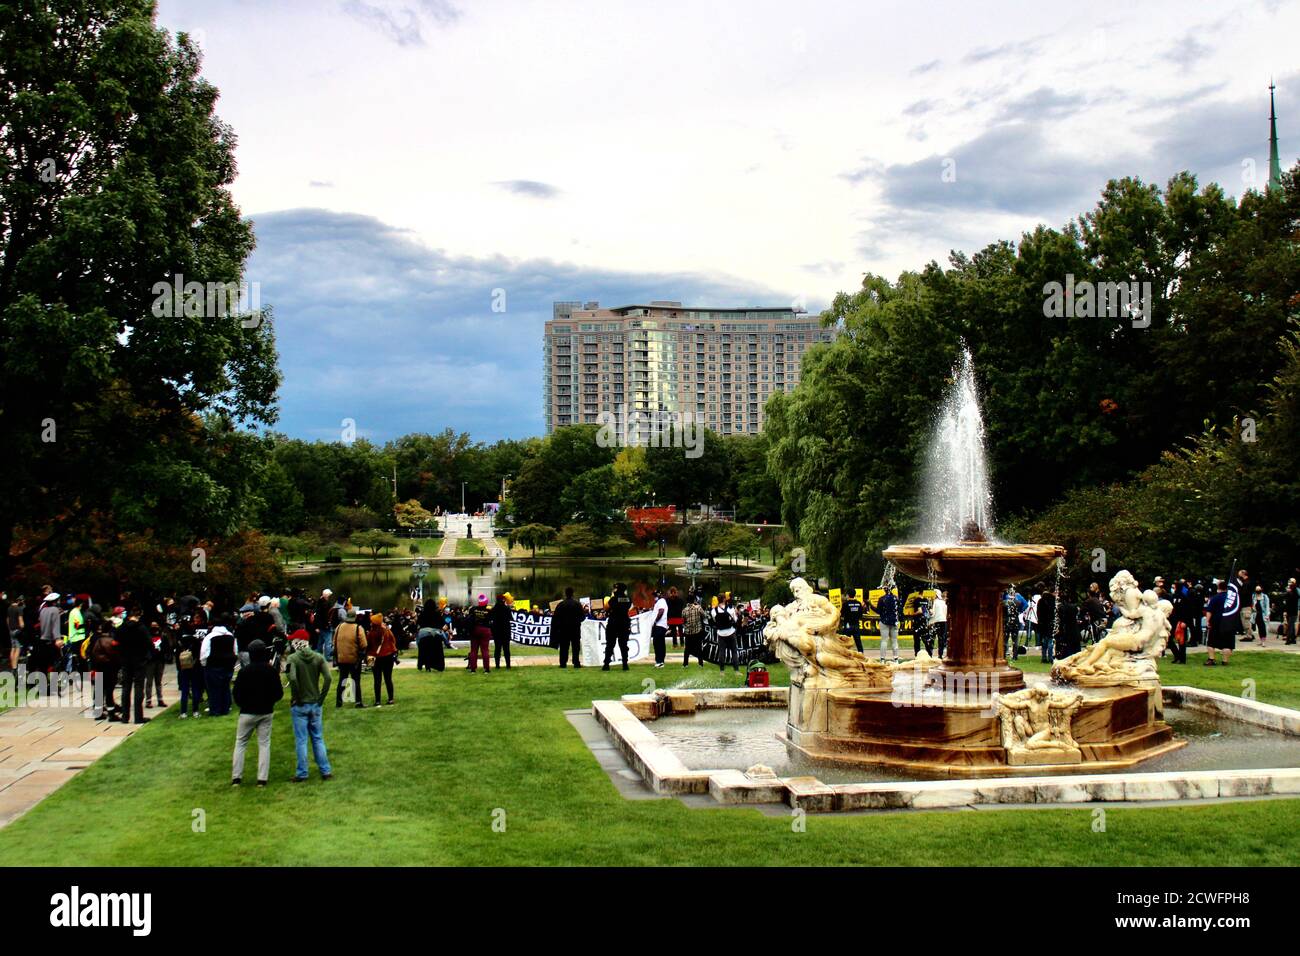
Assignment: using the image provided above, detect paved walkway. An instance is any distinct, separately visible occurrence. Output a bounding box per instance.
[0,668,179,829]
[436,535,457,558]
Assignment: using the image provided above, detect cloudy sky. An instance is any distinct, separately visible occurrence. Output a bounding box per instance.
[154,0,1297,443]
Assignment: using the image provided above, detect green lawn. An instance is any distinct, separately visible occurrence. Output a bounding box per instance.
[1,653,1297,866]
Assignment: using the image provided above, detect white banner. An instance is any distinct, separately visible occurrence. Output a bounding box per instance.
[579,609,655,665]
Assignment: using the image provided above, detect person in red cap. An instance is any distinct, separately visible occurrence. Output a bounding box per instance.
[468,595,492,672]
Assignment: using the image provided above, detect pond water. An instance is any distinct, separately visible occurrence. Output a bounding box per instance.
[291,561,763,611]
[647,705,1300,785]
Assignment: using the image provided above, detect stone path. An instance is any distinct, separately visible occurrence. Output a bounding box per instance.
[436,535,457,558]
[0,668,179,829]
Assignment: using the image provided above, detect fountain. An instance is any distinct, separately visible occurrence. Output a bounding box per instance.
[765,348,1185,776]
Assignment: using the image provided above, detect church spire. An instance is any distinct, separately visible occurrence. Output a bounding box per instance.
[1268,80,1282,192]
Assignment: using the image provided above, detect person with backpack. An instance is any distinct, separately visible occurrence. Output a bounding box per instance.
[333,608,368,708]
[200,613,238,716]
[681,593,706,667]
[231,639,283,787]
[713,597,739,672]
[176,610,205,718]
[602,583,633,671]
[88,620,121,720]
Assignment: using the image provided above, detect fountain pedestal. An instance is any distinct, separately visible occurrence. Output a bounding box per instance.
[884,542,1066,695]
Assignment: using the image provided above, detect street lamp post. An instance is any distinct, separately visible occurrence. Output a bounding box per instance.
[411,557,430,603]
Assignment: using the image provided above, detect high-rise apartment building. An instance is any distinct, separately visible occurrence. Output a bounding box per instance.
[543,300,834,434]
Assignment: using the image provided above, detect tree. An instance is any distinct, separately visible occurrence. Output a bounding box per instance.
[560,464,620,527]
[394,498,434,529]
[512,523,556,559]
[554,523,602,554]
[0,3,280,579]
[645,431,727,524]
[350,530,399,559]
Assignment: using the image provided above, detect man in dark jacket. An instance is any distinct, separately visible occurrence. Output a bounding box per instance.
[489,593,513,669]
[551,587,585,668]
[116,607,152,724]
[231,640,283,786]
[603,583,633,671]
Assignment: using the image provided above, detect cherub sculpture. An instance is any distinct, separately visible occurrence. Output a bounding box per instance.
[1051,570,1172,687]
[764,577,892,689]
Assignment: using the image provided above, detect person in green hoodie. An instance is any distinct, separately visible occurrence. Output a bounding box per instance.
[283,629,333,782]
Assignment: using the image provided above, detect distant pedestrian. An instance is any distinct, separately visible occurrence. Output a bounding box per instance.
[681,593,705,667]
[284,632,333,782]
[873,586,899,662]
[1205,580,1236,666]
[200,613,238,716]
[841,589,864,653]
[713,597,739,672]
[231,640,283,787]
[490,593,513,670]
[602,583,632,671]
[1252,586,1271,646]
[333,608,367,707]
[468,595,493,672]
[551,587,585,668]
[366,615,396,706]
[1284,579,1298,645]
[651,589,669,668]
[931,590,948,659]
[117,606,152,724]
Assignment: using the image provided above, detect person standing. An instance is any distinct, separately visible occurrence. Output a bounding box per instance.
[200,614,238,716]
[88,620,121,720]
[650,589,669,668]
[551,587,585,668]
[176,610,205,718]
[144,619,168,709]
[490,593,513,670]
[1284,579,1298,645]
[1024,590,1039,650]
[841,589,865,653]
[468,595,493,673]
[5,593,22,672]
[333,608,367,708]
[873,586,899,663]
[713,597,739,672]
[367,615,397,706]
[416,599,446,672]
[665,586,684,649]
[931,590,948,659]
[1252,586,1271,646]
[231,640,282,787]
[602,583,632,671]
[117,606,152,724]
[1037,586,1057,664]
[36,592,64,685]
[681,593,706,667]
[284,632,333,783]
[1205,579,1236,666]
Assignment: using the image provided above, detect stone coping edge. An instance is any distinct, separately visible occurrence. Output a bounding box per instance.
[590,684,1300,812]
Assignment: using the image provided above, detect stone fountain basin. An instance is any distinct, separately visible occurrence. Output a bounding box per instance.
[883,543,1064,585]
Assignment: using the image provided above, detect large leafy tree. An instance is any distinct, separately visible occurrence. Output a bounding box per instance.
[0,1,279,579]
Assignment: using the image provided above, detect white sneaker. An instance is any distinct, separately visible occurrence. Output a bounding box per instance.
[179,713,187,719]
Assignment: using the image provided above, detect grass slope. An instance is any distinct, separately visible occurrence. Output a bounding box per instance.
[0,654,1297,866]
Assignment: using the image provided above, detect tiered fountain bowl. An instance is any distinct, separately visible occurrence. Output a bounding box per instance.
[883,539,1065,694]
